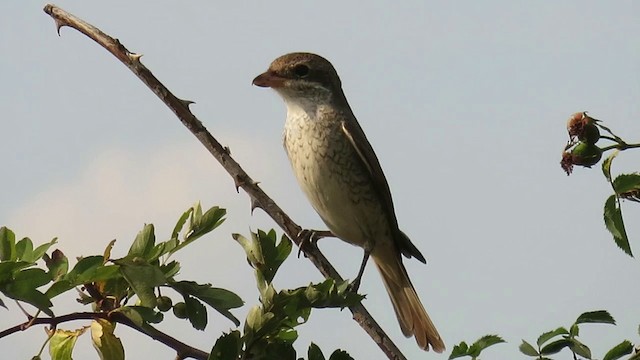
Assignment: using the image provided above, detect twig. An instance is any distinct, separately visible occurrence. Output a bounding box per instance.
[0,312,209,360]
[42,4,407,360]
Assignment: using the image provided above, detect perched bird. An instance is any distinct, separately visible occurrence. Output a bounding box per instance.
[252,52,444,352]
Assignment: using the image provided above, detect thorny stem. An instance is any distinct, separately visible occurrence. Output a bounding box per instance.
[42,4,410,360]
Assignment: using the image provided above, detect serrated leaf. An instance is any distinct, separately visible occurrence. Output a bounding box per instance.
[160,260,180,278]
[568,338,592,359]
[91,319,124,360]
[467,334,505,357]
[576,310,616,325]
[448,341,469,359]
[602,150,619,182]
[49,328,85,360]
[537,327,569,347]
[604,195,633,257]
[612,173,640,194]
[128,224,155,259]
[185,296,208,330]
[540,339,571,355]
[308,342,325,360]
[172,207,194,240]
[186,206,226,241]
[328,349,353,360]
[519,340,539,356]
[207,331,241,360]
[603,340,634,360]
[0,226,16,261]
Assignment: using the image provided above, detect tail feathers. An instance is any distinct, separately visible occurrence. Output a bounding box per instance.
[373,252,445,353]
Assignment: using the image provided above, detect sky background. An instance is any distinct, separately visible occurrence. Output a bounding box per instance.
[1,1,639,359]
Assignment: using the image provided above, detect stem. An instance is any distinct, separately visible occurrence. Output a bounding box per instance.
[0,312,210,360]
[600,142,640,152]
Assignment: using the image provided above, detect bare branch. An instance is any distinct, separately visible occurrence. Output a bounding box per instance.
[42,4,407,359]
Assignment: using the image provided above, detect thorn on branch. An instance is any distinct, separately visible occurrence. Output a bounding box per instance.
[129,53,143,62]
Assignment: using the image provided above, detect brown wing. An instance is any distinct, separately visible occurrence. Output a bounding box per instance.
[340,119,426,263]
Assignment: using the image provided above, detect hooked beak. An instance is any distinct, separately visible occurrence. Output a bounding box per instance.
[252,71,286,88]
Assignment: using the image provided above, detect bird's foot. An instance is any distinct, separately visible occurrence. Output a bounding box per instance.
[347,277,362,293]
[295,229,333,258]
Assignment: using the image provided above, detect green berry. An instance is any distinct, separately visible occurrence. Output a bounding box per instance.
[157,296,173,312]
[571,142,602,167]
[173,302,188,319]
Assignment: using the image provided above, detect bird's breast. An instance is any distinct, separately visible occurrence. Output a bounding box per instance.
[283,108,386,246]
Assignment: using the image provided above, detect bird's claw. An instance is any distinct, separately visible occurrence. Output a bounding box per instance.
[295,229,332,258]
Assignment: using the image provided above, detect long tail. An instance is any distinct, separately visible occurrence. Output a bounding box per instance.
[372,250,445,353]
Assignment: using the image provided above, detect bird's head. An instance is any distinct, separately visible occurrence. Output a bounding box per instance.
[253,52,344,106]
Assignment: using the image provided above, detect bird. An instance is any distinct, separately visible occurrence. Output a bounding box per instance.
[252,52,444,352]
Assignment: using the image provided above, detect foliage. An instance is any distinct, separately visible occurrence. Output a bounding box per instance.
[451,311,639,360]
[560,112,640,257]
[0,203,356,359]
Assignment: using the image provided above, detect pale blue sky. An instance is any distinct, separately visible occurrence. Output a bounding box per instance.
[1,2,639,359]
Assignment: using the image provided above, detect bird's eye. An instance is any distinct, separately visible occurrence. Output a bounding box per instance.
[293,64,310,78]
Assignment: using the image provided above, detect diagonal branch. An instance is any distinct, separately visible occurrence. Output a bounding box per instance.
[42,4,407,360]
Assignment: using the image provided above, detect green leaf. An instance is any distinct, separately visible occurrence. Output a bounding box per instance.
[114,306,163,325]
[128,224,155,259]
[233,230,292,286]
[602,150,619,182]
[537,327,568,347]
[612,173,640,194]
[448,341,469,359]
[44,250,69,281]
[0,226,16,261]
[45,280,74,299]
[467,334,505,357]
[91,319,124,360]
[207,331,241,360]
[575,310,616,325]
[116,259,166,308]
[191,205,225,240]
[185,296,207,330]
[32,238,58,263]
[3,268,53,315]
[603,340,634,360]
[540,339,571,355]
[0,261,32,283]
[603,195,632,257]
[172,207,194,240]
[65,256,103,282]
[328,349,353,360]
[160,260,180,278]
[15,237,34,262]
[568,338,592,359]
[569,323,579,337]
[49,328,85,360]
[169,280,243,326]
[519,340,539,356]
[308,343,325,360]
